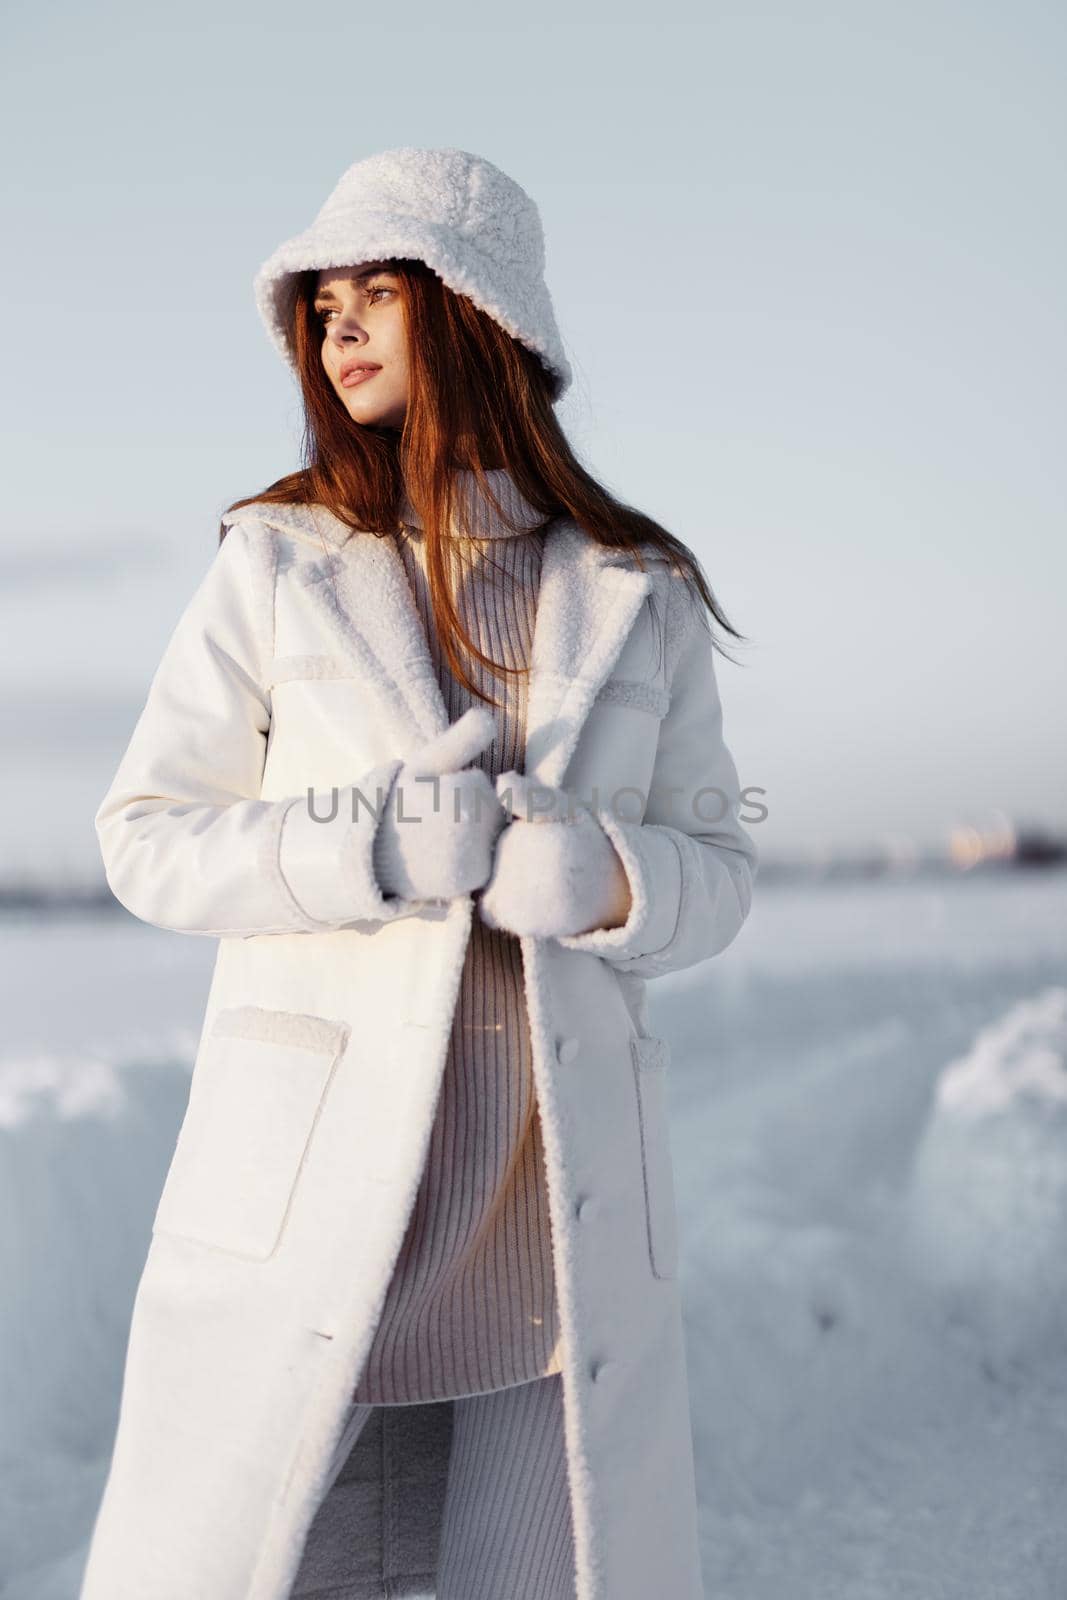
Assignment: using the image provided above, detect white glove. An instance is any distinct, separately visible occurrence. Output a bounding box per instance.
[373,707,508,902]
[476,771,633,939]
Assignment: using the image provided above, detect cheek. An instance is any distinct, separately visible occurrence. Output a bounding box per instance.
[384,314,409,366]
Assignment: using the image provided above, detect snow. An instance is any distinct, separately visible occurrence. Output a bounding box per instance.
[1,868,1065,1598]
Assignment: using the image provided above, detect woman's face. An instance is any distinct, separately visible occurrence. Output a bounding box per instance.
[313,262,409,429]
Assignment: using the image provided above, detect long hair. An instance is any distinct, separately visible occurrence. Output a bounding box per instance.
[221,258,748,705]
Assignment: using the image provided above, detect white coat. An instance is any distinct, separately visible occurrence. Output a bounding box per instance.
[80,498,757,1600]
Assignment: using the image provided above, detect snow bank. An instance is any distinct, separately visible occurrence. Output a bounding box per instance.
[4,871,1067,1598]
[0,997,199,1595]
[905,986,1067,1364]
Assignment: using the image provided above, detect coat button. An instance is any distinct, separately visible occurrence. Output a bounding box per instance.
[556,1036,579,1064]
[575,1194,597,1222]
[590,1358,614,1383]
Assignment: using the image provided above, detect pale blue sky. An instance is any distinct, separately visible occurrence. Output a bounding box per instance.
[2,0,1064,874]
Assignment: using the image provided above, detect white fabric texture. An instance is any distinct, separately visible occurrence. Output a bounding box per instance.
[371,708,506,903]
[478,770,634,940]
[254,146,572,397]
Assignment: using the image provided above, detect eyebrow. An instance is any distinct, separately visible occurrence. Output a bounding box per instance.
[313,266,398,302]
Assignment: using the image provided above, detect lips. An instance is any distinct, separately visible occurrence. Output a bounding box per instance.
[340,362,382,388]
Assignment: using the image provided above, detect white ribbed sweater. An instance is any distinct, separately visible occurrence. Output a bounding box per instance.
[351,470,564,1405]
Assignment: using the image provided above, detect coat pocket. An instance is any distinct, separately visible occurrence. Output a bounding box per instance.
[629,1036,680,1281]
[152,1005,350,1262]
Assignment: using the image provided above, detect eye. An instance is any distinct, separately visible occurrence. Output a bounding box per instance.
[314,283,396,323]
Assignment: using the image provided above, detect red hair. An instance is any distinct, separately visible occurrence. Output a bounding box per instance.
[222,258,747,705]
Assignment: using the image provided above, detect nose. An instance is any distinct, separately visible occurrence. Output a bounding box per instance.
[327,309,368,347]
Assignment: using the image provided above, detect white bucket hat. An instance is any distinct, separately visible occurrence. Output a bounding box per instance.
[254,145,573,399]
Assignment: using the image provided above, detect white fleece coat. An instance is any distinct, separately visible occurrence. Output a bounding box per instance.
[79,499,758,1600]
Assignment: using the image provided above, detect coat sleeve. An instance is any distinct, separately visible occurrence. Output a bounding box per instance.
[555,579,758,977]
[94,521,427,938]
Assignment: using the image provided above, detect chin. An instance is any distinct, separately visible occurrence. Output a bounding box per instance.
[348,406,402,431]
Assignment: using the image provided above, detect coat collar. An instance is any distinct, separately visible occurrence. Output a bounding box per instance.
[228,498,654,789]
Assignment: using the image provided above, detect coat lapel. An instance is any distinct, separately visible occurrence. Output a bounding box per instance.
[522,521,653,788]
[253,502,653,785]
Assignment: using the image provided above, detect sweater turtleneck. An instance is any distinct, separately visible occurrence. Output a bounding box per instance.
[354,464,563,1407]
[397,466,550,541]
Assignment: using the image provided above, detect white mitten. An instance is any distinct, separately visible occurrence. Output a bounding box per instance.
[373,707,508,902]
[476,771,633,938]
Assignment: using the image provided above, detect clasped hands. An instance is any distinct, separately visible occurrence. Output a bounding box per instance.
[372,706,632,938]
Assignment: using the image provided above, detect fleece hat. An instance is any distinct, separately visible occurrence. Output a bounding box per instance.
[253,146,572,399]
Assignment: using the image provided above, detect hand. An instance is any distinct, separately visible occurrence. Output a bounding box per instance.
[373,708,508,902]
[476,771,634,939]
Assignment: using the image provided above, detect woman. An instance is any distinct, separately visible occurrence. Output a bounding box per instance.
[79,147,757,1600]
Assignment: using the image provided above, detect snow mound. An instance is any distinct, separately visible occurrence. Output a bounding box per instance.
[904,986,1067,1361]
